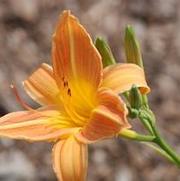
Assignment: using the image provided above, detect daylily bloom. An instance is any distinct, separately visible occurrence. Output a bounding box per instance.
[0,11,150,181]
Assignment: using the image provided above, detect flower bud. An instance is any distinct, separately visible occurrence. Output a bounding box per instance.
[124,25,143,68]
[125,26,149,107]
[95,37,116,67]
[129,85,143,110]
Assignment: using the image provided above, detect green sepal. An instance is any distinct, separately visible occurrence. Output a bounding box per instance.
[124,25,143,68]
[95,37,116,67]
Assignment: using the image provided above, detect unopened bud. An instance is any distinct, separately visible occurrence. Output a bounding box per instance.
[95,37,116,67]
[129,85,143,110]
[124,25,143,68]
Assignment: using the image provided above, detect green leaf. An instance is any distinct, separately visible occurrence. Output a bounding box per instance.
[95,37,116,67]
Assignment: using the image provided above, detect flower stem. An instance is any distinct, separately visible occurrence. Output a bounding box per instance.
[143,142,177,165]
[119,129,155,142]
[151,125,180,167]
[137,108,180,166]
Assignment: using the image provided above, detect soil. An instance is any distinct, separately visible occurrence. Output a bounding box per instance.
[0,0,180,181]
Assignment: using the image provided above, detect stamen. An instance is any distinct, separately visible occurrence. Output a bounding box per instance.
[60,81,86,126]
[10,83,36,111]
[67,88,71,96]
[64,81,68,87]
[10,83,53,119]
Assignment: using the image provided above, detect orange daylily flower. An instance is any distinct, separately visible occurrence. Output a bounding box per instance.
[0,11,150,181]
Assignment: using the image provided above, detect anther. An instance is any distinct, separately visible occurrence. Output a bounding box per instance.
[63,81,68,87]
[10,83,34,111]
[67,88,71,96]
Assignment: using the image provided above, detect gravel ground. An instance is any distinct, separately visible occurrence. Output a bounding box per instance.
[0,0,180,181]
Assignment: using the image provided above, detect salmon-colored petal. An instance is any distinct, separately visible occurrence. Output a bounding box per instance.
[52,136,88,181]
[0,106,77,142]
[52,10,102,90]
[23,63,61,105]
[102,63,150,94]
[77,89,130,143]
[52,10,103,124]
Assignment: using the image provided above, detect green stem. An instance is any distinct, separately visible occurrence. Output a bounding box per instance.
[119,129,155,142]
[143,142,177,165]
[138,109,180,166]
[151,126,180,167]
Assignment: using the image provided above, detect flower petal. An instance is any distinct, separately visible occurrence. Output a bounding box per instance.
[77,89,130,143]
[102,63,150,94]
[52,136,88,181]
[0,106,77,141]
[23,63,61,105]
[52,10,102,90]
[52,10,103,124]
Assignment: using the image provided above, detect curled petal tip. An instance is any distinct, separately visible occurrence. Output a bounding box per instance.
[79,89,130,142]
[102,63,150,94]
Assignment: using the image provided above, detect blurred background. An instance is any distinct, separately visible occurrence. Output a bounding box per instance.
[0,0,180,180]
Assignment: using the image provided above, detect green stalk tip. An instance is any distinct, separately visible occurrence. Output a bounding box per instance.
[95,37,116,67]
